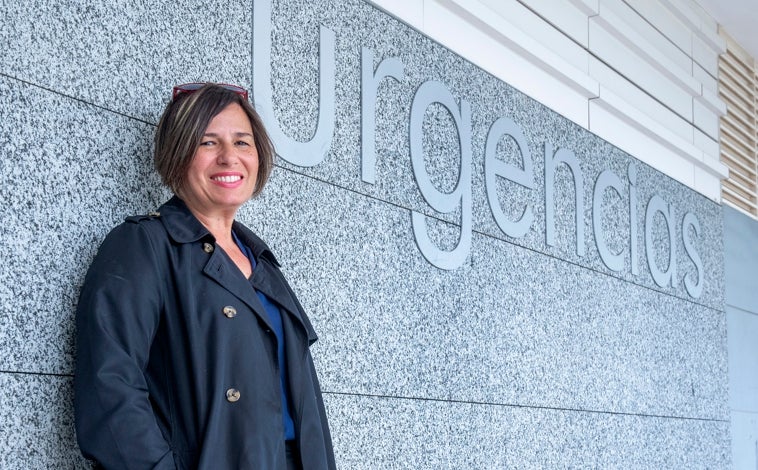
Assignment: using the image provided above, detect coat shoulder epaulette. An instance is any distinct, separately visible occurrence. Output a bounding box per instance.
[125,211,162,224]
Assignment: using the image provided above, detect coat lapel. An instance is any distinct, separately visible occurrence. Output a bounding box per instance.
[157,196,306,335]
[251,261,301,322]
[202,249,275,332]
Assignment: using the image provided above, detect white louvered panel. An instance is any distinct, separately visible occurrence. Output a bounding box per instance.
[730,173,756,196]
[721,126,754,158]
[722,158,755,192]
[729,185,755,205]
[721,83,753,124]
[721,70,754,123]
[722,154,756,189]
[722,53,753,89]
[719,33,758,217]
[723,185,757,213]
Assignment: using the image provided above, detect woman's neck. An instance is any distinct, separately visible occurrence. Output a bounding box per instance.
[196,213,235,244]
[182,199,238,244]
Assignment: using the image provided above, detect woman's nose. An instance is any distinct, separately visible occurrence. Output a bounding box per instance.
[216,143,235,164]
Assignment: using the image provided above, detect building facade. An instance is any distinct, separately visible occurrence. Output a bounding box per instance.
[1,0,755,467]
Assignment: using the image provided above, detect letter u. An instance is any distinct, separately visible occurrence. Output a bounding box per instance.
[252,0,336,167]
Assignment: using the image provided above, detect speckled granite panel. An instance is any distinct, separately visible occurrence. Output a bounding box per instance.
[259,0,723,310]
[0,78,169,374]
[240,168,728,421]
[0,373,88,469]
[0,0,251,123]
[324,393,731,469]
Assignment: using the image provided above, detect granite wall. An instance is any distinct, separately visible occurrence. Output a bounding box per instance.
[0,0,729,467]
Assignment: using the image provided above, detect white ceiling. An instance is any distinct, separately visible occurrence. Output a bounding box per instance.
[696,0,758,59]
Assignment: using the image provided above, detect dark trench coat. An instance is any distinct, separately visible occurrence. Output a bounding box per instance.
[74,196,336,469]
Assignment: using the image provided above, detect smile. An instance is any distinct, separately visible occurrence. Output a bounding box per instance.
[212,175,242,183]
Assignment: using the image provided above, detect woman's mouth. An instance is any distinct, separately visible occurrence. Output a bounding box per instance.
[212,175,242,183]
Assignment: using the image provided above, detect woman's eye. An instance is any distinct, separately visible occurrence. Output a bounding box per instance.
[199,140,214,146]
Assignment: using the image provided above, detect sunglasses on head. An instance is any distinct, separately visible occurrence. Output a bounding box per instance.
[172,82,249,101]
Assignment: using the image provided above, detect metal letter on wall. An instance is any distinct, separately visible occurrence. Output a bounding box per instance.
[484,117,534,238]
[645,195,677,287]
[593,169,625,272]
[544,143,585,256]
[409,81,472,270]
[628,163,639,276]
[361,48,404,184]
[682,212,704,298]
[252,0,336,167]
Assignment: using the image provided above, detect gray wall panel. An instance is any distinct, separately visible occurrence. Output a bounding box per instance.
[730,409,758,469]
[0,0,252,123]
[0,373,88,469]
[0,77,168,374]
[727,305,758,412]
[325,393,730,469]
[724,206,758,313]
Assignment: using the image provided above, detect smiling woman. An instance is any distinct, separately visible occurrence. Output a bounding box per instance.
[73,83,336,470]
[179,103,261,250]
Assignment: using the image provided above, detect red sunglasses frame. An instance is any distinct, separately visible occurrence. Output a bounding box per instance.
[171,82,249,101]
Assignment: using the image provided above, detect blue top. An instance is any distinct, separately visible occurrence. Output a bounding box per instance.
[232,230,296,441]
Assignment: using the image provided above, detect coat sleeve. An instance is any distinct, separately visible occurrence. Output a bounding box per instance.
[74,221,176,470]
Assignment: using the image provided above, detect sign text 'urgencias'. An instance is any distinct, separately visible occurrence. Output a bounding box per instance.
[252,0,704,299]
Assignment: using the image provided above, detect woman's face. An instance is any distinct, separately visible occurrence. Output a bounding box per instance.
[180,102,259,217]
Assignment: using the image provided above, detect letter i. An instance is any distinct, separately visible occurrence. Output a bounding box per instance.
[628,163,638,276]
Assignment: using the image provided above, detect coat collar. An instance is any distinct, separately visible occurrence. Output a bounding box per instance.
[156,196,299,334]
[157,196,280,267]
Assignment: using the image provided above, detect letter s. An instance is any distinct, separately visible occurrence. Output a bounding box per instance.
[682,212,704,299]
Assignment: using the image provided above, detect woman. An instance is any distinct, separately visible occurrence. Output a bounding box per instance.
[74,83,335,470]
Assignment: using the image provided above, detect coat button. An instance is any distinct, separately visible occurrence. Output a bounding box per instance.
[203,242,214,253]
[226,388,241,402]
[222,306,237,318]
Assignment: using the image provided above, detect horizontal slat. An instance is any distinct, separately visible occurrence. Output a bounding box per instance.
[722,112,755,139]
[721,56,753,82]
[720,69,753,100]
[722,51,754,82]
[723,160,757,187]
[721,125,756,153]
[721,137,754,163]
[720,89,755,117]
[724,183,758,208]
[722,149,754,171]
[729,172,757,194]
[722,197,758,217]
[723,186,758,213]
[722,146,757,176]
[721,50,751,69]
[721,105,755,132]
[721,86,755,118]
[720,140,756,164]
[720,91,754,120]
[725,186,756,207]
[721,123,755,148]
